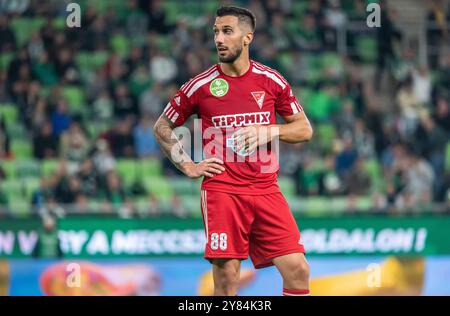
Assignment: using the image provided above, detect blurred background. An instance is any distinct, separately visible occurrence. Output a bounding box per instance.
[0,0,449,296]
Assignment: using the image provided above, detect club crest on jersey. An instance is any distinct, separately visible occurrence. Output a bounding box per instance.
[212,111,270,128]
[210,78,229,97]
[251,91,265,109]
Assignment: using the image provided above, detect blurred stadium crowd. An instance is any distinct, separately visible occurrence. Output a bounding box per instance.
[0,0,449,219]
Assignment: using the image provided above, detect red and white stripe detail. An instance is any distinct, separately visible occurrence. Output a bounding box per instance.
[180,66,217,95]
[290,101,303,114]
[252,62,288,90]
[283,288,310,296]
[163,102,179,123]
[185,70,220,97]
[201,190,209,243]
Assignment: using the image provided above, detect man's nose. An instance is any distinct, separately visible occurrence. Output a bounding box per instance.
[215,32,224,45]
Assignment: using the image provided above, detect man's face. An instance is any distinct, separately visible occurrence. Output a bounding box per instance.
[213,16,249,63]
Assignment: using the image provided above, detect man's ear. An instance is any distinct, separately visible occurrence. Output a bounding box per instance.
[243,32,254,46]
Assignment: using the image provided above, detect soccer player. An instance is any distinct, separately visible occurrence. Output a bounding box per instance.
[153,6,313,296]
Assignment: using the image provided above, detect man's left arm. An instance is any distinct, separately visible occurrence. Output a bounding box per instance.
[234,112,313,154]
[273,111,313,144]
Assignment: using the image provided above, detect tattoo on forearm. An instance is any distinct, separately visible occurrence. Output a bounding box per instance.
[154,115,192,172]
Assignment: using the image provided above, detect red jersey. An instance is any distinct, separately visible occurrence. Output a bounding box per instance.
[163,60,303,195]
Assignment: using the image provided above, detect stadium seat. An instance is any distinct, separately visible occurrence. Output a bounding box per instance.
[0,160,16,179]
[180,195,201,217]
[117,159,138,187]
[139,159,162,177]
[62,86,86,116]
[170,177,196,196]
[445,142,450,172]
[278,177,296,197]
[316,123,336,152]
[75,51,109,74]
[355,196,373,212]
[16,160,41,179]
[0,52,13,71]
[41,159,60,177]
[287,197,305,214]
[0,104,18,126]
[162,0,180,25]
[363,159,383,192]
[303,197,331,216]
[22,177,41,200]
[142,177,173,201]
[8,199,31,218]
[10,17,44,47]
[11,140,33,159]
[111,33,130,57]
[2,180,24,201]
[7,122,27,139]
[329,197,349,214]
[355,36,378,64]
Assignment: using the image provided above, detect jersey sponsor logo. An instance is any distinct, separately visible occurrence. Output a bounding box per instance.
[211,111,271,128]
[251,91,265,109]
[209,78,229,97]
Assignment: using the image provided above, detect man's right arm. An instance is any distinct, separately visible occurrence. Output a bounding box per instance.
[153,114,225,178]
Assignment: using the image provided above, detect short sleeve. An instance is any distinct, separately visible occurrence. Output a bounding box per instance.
[162,89,197,127]
[275,83,304,117]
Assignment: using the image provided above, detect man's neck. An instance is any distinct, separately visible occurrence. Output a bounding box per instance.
[219,57,250,77]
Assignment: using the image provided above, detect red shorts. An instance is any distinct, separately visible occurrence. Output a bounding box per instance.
[200,189,305,269]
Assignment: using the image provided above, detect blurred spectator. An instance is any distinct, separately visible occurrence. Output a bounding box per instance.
[145,0,170,34]
[293,14,323,52]
[0,15,16,52]
[124,0,148,39]
[335,135,358,179]
[55,175,83,205]
[427,0,450,67]
[0,117,11,159]
[92,89,114,122]
[133,115,160,158]
[83,15,109,51]
[33,120,59,159]
[433,96,450,133]
[140,83,164,118]
[285,51,309,85]
[103,171,133,218]
[54,48,80,84]
[436,51,450,97]
[93,139,117,175]
[150,51,178,84]
[31,51,58,86]
[171,194,188,218]
[402,150,436,209]
[352,119,376,159]
[346,158,371,195]
[129,65,152,98]
[59,122,90,173]
[51,99,72,137]
[105,118,135,158]
[27,31,45,61]
[375,3,402,91]
[396,76,422,139]
[412,65,432,105]
[77,159,99,197]
[32,215,63,258]
[113,82,139,118]
[268,12,291,51]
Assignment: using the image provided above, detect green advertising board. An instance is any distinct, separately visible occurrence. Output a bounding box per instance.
[1,215,450,258]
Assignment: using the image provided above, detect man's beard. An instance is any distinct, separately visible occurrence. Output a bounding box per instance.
[218,45,243,63]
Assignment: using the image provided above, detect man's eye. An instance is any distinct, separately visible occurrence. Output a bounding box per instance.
[224,29,232,34]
